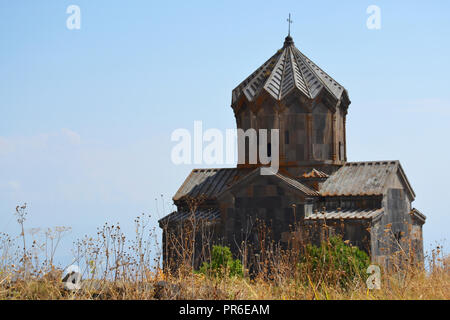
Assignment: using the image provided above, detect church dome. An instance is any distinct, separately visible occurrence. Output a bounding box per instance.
[232,36,349,106]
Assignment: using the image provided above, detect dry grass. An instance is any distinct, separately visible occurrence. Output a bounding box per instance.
[0,204,448,300]
[0,265,448,300]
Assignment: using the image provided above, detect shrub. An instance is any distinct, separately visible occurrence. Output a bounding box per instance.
[299,236,370,287]
[199,245,243,278]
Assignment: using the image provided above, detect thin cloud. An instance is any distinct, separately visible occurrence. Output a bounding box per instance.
[61,128,81,145]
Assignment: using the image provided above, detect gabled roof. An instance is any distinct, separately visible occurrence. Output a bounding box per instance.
[304,208,384,221]
[173,167,320,203]
[232,36,348,105]
[217,167,319,198]
[320,161,415,200]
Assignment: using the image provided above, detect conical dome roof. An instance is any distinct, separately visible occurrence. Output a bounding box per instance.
[232,36,348,105]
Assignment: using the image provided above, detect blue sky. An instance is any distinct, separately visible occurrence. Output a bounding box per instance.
[1,0,449,265]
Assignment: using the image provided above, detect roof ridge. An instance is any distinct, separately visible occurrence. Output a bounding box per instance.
[292,47,330,97]
[278,48,291,99]
[232,50,281,97]
[263,49,287,100]
[288,47,311,98]
[292,47,319,98]
[293,47,345,98]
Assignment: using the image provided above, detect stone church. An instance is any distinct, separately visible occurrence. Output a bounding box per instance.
[159,35,426,270]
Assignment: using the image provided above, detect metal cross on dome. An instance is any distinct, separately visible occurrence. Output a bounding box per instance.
[287,13,293,36]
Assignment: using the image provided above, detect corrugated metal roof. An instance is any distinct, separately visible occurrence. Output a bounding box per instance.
[320,161,400,197]
[173,168,252,201]
[232,36,347,105]
[304,208,384,221]
[158,208,221,225]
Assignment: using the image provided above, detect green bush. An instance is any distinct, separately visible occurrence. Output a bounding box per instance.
[199,245,243,278]
[300,236,370,287]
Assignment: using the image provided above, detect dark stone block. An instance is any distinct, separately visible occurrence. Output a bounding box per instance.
[295,117,306,128]
[277,187,285,196]
[255,196,282,209]
[313,114,326,130]
[315,129,324,144]
[296,145,305,160]
[253,185,266,197]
